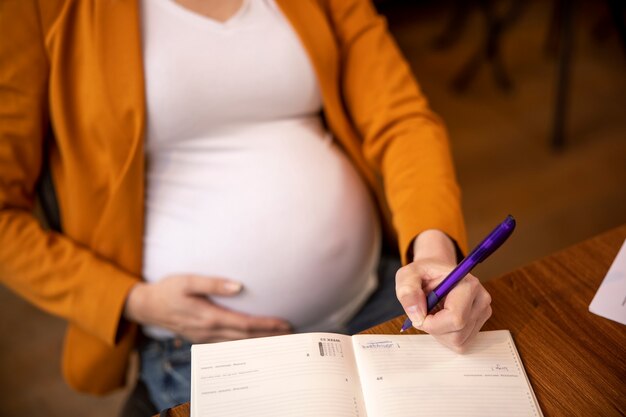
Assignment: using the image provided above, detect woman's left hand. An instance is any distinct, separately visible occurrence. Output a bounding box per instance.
[395,230,492,353]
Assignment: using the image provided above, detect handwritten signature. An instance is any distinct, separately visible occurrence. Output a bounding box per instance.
[491,363,509,372]
[360,341,399,349]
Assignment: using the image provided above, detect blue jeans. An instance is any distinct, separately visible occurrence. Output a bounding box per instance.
[139,255,405,412]
[139,337,193,412]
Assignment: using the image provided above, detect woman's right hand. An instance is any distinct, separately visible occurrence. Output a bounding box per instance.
[123,275,292,343]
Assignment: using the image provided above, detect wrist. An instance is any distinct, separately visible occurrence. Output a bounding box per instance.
[123,282,149,324]
[412,229,457,264]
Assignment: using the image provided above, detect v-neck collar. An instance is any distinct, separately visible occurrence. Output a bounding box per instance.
[156,0,251,31]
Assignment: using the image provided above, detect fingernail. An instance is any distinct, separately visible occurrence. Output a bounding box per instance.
[224,281,242,294]
[407,305,425,327]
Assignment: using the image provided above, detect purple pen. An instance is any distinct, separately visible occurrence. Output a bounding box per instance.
[400,215,516,332]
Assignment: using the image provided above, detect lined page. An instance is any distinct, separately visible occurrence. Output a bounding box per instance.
[191,333,367,417]
[352,330,542,417]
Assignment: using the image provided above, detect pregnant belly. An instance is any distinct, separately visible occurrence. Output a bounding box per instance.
[142,118,380,334]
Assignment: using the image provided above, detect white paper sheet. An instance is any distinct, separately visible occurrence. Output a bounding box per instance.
[352,331,543,417]
[589,238,626,325]
[191,331,543,416]
[191,333,367,417]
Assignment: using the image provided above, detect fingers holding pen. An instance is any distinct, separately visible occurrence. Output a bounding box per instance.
[395,263,428,326]
[397,219,512,350]
[420,274,492,352]
[396,260,459,328]
[420,274,480,333]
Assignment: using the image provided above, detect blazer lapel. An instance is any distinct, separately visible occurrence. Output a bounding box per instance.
[87,0,146,271]
[95,0,146,189]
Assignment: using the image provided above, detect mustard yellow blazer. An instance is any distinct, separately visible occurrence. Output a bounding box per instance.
[0,0,466,394]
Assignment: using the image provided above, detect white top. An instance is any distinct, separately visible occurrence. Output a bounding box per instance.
[140,0,381,338]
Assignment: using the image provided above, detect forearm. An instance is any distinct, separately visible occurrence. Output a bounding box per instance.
[0,209,138,345]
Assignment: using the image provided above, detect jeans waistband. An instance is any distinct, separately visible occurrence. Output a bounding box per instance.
[138,333,193,354]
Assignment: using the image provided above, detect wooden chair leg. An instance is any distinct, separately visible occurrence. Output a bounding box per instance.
[551,0,574,151]
[606,0,626,56]
[449,0,522,93]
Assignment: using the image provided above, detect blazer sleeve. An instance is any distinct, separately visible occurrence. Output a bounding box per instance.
[0,0,137,346]
[325,0,468,261]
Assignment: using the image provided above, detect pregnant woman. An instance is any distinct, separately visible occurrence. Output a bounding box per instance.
[0,0,492,415]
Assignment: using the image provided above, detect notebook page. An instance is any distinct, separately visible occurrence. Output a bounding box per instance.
[191,333,367,417]
[352,330,542,417]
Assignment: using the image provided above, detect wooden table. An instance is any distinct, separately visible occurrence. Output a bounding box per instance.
[157,225,626,417]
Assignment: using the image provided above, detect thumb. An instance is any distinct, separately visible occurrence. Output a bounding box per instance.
[182,275,243,296]
[405,295,427,328]
[396,267,427,327]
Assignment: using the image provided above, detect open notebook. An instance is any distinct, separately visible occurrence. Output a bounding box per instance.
[191,330,543,417]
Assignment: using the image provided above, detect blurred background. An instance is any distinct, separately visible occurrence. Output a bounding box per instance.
[1,0,624,416]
